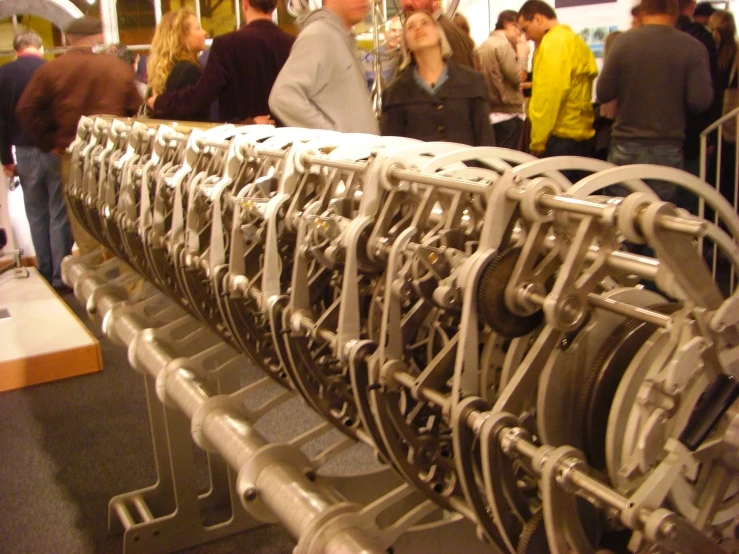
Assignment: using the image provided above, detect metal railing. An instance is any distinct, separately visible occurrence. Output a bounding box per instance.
[699,105,739,290]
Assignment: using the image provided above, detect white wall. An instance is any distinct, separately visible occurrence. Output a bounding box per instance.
[459,0,636,47]
[459,0,739,47]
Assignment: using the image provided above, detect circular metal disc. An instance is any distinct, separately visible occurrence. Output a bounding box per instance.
[477,248,543,338]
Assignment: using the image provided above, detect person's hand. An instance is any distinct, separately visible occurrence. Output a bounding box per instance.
[519,69,528,83]
[253,115,275,126]
[147,95,157,109]
[519,81,532,92]
[52,147,66,158]
[2,163,15,178]
[517,35,531,58]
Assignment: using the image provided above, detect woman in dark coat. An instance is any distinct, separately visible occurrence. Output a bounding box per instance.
[146,9,209,120]
[381,10,494,147]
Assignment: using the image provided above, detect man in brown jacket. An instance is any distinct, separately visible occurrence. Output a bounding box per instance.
[477,10,527,149]
[16,16,141,256]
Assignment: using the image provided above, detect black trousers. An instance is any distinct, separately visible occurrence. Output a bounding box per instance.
[543,135,595,183]
[492,117,524,150]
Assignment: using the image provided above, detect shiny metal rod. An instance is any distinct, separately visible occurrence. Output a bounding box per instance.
[302,154,369,173]
[506,188,704,236]
[64,258,387,554]
[391,167,489,194]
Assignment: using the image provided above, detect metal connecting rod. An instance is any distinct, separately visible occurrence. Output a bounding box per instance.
[63,256,387,554]
[464,409,730,554]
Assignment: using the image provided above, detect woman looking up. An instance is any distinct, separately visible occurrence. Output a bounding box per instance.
[381,11,493,146]
[147,9,208,120]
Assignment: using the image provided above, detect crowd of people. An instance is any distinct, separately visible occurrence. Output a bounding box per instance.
[0,0,737,290]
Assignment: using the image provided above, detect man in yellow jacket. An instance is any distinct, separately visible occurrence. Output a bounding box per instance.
[517,0,598,158]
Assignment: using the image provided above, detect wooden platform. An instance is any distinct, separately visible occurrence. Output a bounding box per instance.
[0,266,102,392]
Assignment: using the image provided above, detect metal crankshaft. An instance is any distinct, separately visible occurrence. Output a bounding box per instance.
[62,116,739,554]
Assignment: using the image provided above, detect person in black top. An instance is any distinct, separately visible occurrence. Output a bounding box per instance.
[148,0,294,125]
[1,31,73,291]
[147,9,208,120]
[676,0,720,177]
[381,11,494,146]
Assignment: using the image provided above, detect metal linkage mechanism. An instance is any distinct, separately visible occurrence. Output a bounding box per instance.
[63,116,739,554]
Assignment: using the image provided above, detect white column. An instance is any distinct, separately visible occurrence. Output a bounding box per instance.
[100,0,120,43]
[155,0,163,24]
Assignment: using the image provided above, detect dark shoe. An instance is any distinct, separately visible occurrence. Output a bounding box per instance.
[53,284,73,295]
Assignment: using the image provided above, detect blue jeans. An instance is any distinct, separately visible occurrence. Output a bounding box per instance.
[607,142,684,205]
[543,135,595,183]
[15,146,73,287]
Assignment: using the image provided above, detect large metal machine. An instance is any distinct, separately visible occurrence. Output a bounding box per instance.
[62,115,739,554]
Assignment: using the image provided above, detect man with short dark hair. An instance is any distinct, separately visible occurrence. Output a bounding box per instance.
[105,43,137,68]
[106,43,147,98]
[400,0,475,69]
[16,16,141,256]
[597,0,713,203]
[517,0,598,158]
[692,2,715,25]
[0,31,73,291]
[477,10,526,149]
[149,0,294,123]
[269,0,379,133]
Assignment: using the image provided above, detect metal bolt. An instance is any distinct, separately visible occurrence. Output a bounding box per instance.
[244,487,258,501]
[560,296,581,325]
[661,522,677,539]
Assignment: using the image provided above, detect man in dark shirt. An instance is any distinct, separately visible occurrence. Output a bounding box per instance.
[597,0,712,205]
[0,31,72,291]
[148,0,294,123]
[16,16,141,256]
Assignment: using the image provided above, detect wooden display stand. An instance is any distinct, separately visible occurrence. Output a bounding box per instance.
[0,266,102,392]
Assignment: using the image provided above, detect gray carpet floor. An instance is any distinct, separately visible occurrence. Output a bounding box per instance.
[0,290,307,554]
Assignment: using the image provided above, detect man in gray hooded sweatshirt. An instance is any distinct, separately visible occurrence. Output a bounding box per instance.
[269,0,380,134]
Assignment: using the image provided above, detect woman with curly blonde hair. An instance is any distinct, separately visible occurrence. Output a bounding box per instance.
[146,8,208,119]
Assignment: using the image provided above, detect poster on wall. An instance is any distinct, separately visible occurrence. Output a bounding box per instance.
[555,0,614,7]
[577,25,619,58]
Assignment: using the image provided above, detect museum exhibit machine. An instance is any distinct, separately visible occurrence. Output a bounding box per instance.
[60,115,739,554]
